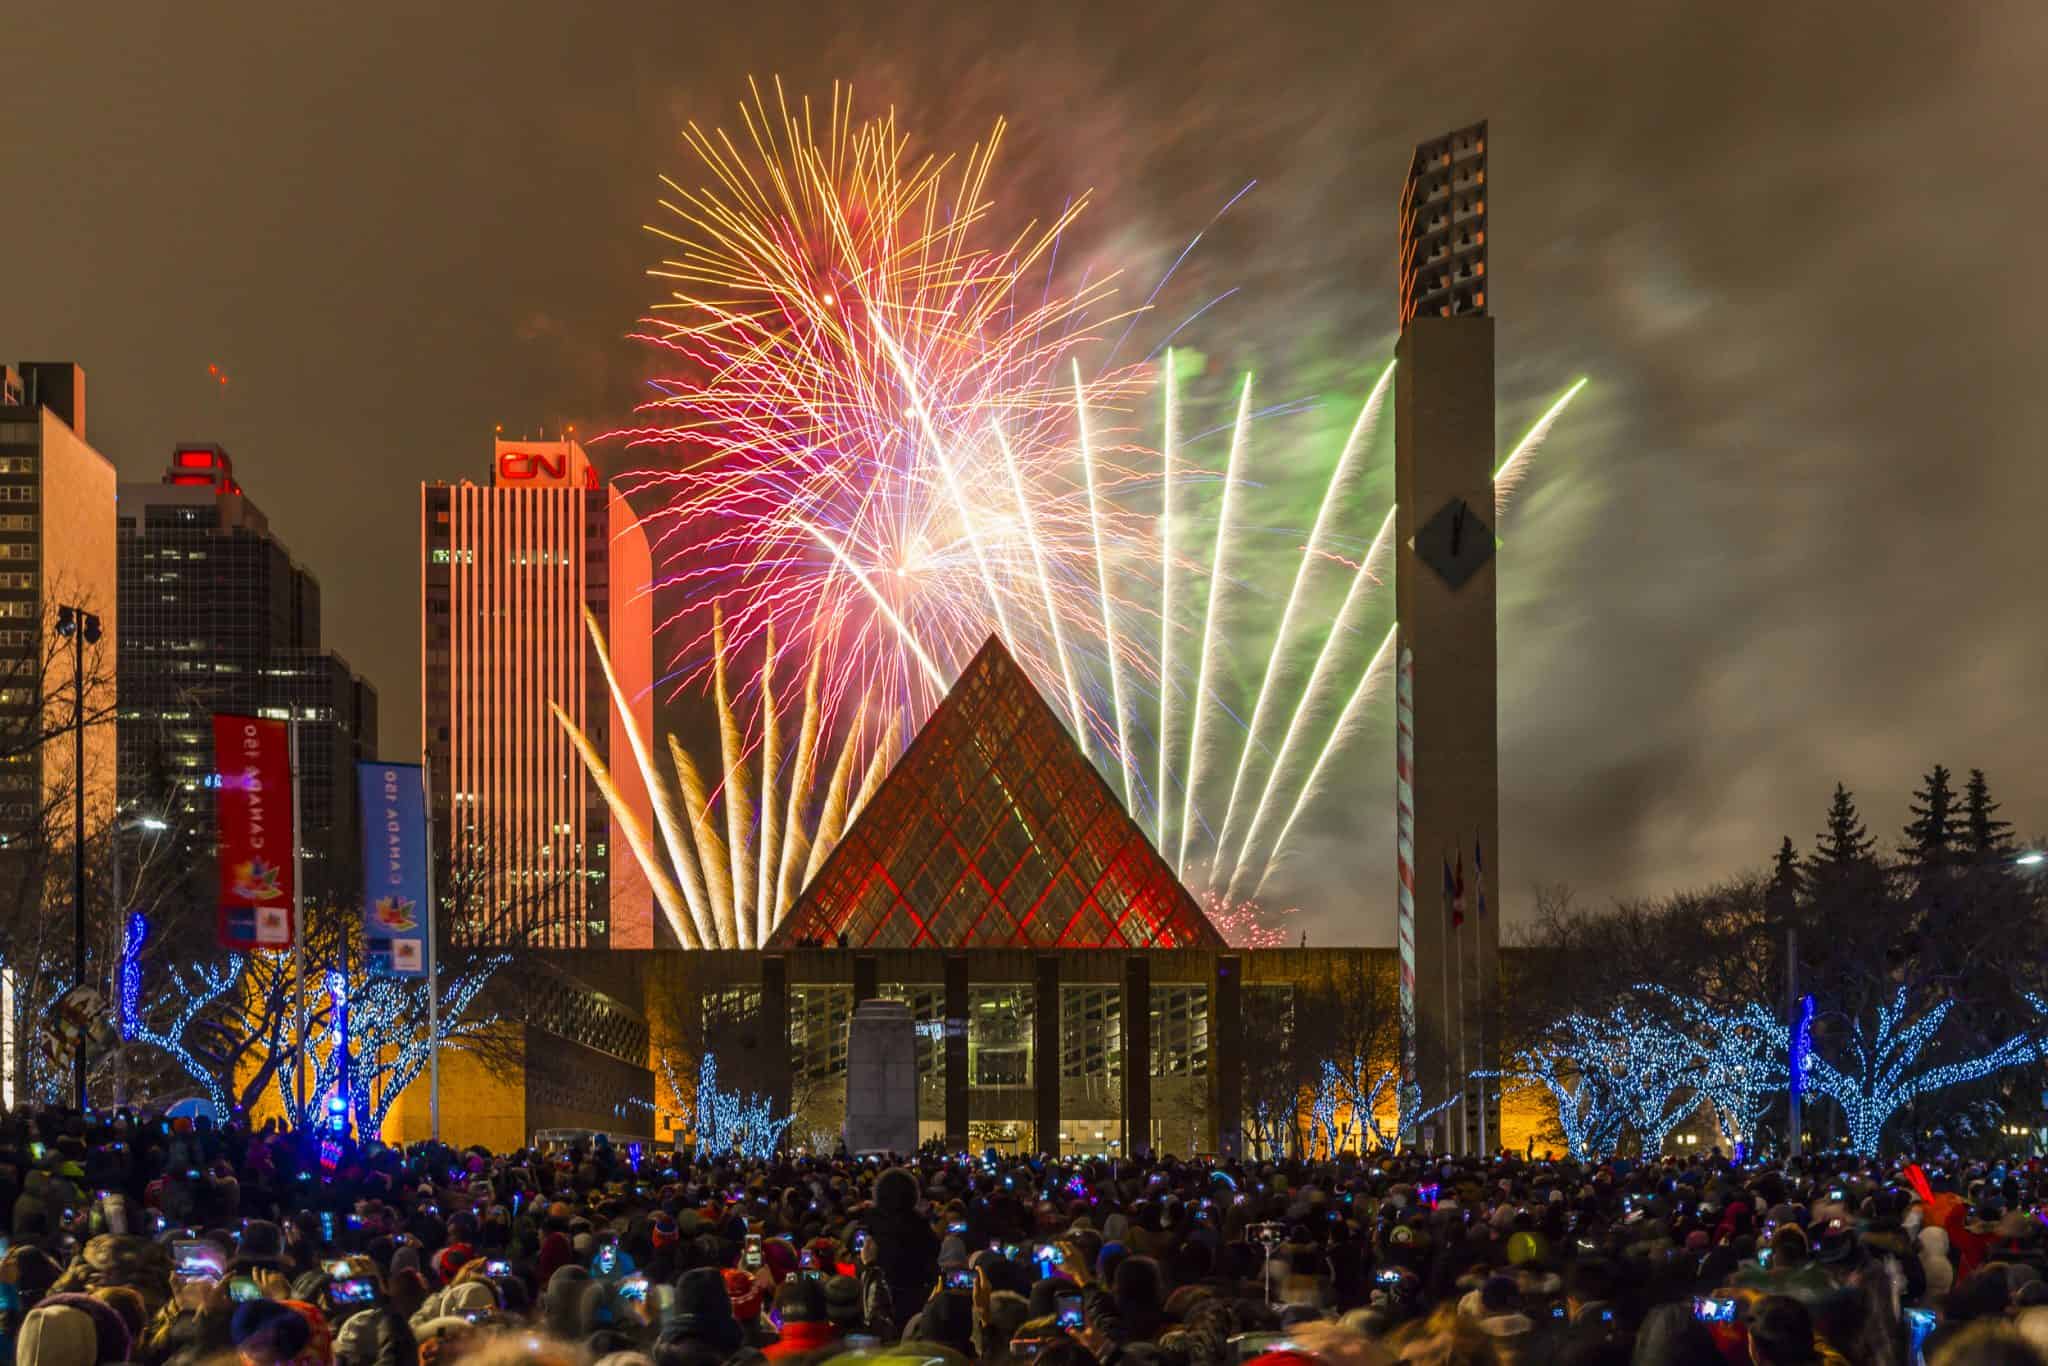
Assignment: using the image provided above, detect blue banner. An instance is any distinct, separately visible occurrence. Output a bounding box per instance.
[358,761,430,977]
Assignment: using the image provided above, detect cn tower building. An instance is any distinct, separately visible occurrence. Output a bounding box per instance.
[420,438,656,948]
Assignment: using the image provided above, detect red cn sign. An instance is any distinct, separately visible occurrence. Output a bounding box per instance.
[496,449,600,488]
[498,449,566,482]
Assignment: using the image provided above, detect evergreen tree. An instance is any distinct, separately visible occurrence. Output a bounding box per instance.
[1902,764,1962,869]
[1812,783,1877,869]
[1767,836,1803,917]
[1962,768,2015,860]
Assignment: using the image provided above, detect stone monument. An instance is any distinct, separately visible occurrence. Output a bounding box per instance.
[844,998,919,1156]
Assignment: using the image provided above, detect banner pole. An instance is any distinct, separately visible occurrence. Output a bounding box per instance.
[423,765,441,1143]
[291,715,307,1129]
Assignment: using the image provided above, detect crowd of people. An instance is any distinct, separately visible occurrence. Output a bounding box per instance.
[2,1106,2046,1365]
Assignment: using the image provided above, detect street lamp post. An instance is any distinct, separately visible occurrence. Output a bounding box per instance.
[53,604,101,1112]
[110,815,167,1107]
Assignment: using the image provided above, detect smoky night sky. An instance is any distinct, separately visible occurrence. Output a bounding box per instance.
[7,2,2044,946]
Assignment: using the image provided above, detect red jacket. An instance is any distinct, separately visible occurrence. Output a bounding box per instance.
[764,1320,841,1359]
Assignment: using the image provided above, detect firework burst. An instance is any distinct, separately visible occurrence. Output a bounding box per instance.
[616,78,1162,766]
[582,81,1584,942]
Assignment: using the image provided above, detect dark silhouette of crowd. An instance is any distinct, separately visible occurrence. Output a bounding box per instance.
[2,1105,2046,1365]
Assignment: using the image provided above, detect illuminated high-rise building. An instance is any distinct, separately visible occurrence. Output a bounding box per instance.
[420,438,654,948]
[116,444,378,907]
[0,362,117,857]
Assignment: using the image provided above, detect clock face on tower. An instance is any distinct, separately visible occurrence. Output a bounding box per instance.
[1412,495,1495,590]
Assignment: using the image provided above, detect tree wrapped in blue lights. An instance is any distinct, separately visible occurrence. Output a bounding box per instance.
[1306,1056,1461,1156]
[1558,1005,1702,1158]
[1480,1039,1624,1163]
[127,955,246,1121]
[674,1052,793,1159]
[1804,985,2037,1157]
[276,953,509,1139]
[1639,986,1788,1149]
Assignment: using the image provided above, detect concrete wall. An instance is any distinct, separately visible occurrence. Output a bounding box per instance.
[1394,316,1501,1153]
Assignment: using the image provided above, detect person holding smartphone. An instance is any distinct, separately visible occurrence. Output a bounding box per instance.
[862,1167,941,1334]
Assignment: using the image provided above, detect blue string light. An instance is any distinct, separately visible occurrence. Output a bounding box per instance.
[1802,985,2036,1157]
[117,913,147,1040]
[686,1052,794,1159]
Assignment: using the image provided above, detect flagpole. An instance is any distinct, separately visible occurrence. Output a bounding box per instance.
[1475,836,1490,1158]
[290,715,307,1130]
[1439,855,1454,1154]
[1452,892,1467,1156]
[423,766,441,1143]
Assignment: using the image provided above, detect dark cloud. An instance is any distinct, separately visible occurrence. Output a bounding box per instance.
[5,0,2041,942]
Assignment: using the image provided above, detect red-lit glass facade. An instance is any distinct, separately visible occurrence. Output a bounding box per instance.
[770,638,1222,951]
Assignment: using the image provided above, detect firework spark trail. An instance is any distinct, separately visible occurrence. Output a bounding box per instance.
[668,732,735,938]
[1223,379,1586,900]
[712,607,754,946]
[1496,378,1587,514]
[1252,622,1399,900]
[798,519,947,693]
[564,613,878,946]
[1211,360,1395,870]
[1075,359,1137,811]
[803,700,869,891]
[1155,349,1178,851]
[775,647,826,915]
[571,607,712,948]
[997,423,1088,742]
[1200,890,1299,950]
[1217,501,1395,900]
[1176,375,1255,879]
[754,623,780,947]
[868,315,1017,650]
[549,700,698,949]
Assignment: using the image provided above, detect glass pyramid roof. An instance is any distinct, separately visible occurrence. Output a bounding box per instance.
[770,637,1222,950]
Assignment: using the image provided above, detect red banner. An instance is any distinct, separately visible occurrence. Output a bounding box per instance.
[212,715,295,950]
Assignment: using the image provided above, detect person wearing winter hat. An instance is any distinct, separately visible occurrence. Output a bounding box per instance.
[664,1266,743,1356]
[279,1299,335,1364]
[822,1273,870,1337]
[230,1297,313,1365]
[412,1276,498,1328]
[236,1220,289,1269]
[1629,1301,1725,1366]
[1469,1274,1533,1342]
[430,1243,473,1286]
[1746,1294,1822,1366]
[763,1275,840,1359]
[541,1266,592,1342]
[866,1166,939,1333]
[21,1294,130,1365]
[722,1266,767,1333]
[16,1301,106,1366]
[902,1282,976,1358]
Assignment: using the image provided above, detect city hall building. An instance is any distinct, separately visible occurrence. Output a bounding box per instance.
[479,639,1499,1160]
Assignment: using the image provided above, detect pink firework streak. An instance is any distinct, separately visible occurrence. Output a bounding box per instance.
[606,79,1186,788]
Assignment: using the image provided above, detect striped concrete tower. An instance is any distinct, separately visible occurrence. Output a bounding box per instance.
[1394,122,1500,1154]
